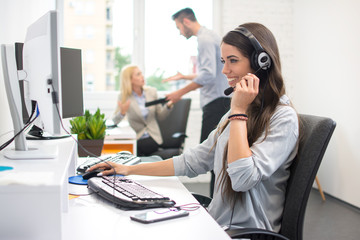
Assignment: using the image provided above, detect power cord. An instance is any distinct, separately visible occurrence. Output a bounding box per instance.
[0,101,38,151]
[154,203,201,214]
[48,79,118,204]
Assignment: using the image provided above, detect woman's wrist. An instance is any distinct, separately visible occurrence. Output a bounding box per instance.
[228,113,248,121]
[230,110,247,115]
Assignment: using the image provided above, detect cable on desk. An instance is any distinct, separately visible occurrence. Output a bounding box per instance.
[49,80,118,205]
[0,101,38,151]
[154,203,201,214]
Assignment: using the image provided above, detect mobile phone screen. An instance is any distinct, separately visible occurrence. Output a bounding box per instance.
[130,209,189,224]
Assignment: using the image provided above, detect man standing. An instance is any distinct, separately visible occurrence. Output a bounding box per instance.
[164,7,230,144]
[163,8,230,198]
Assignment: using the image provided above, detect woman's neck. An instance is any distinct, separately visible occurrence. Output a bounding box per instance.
[133,86,142,96]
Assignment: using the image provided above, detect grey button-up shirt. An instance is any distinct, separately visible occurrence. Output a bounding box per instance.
[193,26,230,109]
[173,95,299,232]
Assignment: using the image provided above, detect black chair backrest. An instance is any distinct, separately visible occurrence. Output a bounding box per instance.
[157,98,191,148]
[280,114,336,240]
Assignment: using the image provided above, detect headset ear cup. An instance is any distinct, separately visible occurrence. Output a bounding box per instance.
[258,52,271,70]
[251,51,260,70]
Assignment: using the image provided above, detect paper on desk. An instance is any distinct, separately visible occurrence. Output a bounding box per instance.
[0,171,54,185]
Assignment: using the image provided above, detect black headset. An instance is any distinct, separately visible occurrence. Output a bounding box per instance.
[231,26,271,71]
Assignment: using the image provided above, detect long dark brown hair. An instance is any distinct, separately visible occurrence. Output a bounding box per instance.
[217,23,286,204]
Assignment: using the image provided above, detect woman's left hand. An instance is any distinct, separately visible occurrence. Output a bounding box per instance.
[231,73,259,114]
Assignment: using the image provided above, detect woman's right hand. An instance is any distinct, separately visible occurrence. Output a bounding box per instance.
[87,162,130,176]
[231,73,259,114]
[118,99,131,115]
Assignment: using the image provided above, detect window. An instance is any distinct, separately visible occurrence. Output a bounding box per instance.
[84,50,94,63]
[106,7,111,21]
[144,0,213,86]
[63,0,212,92]
[85,74,94,91]
[74,25,83,39]
[106,27,112,45]
[84,1,94,15]
[85,25,94,39]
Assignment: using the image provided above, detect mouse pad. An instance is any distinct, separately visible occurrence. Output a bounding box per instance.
[68,175,88,185]
[0,166,14,172]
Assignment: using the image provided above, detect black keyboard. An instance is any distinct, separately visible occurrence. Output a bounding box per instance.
[77,151,141,174]
[87,176,176,210]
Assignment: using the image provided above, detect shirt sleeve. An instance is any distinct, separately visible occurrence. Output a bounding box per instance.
[227,106,299,192]
[192,37,217,87]
[112,94,124,124]
[173,125,221,178]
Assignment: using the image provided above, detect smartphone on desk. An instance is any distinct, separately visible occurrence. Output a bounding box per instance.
[130,209,189,224]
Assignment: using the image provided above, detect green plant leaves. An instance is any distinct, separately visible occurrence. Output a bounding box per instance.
[70,108,106,140]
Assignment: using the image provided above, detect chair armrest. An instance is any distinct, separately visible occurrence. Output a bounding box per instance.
[226,228,289,240]
[172,132,188,139]
[191,193,212,208]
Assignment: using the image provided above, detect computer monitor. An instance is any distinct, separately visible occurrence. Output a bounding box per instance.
[1,10,83,159]
[60,47,84,119]
[22,10,61,135]
[14,44,84,139]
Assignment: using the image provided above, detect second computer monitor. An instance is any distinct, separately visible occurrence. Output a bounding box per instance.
[60,47,84,119]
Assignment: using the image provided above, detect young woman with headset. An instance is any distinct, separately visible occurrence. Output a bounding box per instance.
[89,23,300,231]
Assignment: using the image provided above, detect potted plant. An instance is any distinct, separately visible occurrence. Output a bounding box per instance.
[70,108,106,157]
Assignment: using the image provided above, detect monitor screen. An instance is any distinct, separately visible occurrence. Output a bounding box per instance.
[60,47,84,118]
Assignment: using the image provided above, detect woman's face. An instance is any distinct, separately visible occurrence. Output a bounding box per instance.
[131,67,145,88]
[221,43,252,88]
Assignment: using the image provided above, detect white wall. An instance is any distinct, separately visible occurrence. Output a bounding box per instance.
[0,0,55,143]
[292,0,360,207]
[219,0,360,207]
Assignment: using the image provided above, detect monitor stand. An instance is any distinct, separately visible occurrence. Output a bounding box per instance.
[2,146,59,160]
[1,44,58,160]
[26,125,70,140]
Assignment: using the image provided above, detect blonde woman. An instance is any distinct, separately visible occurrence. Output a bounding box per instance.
[112,65,173,156]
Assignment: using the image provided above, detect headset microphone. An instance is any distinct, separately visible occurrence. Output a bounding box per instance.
[224,86,234,96]
[223,65,266,96]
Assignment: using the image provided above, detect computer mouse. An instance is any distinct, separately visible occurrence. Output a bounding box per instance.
[82,169,103,180]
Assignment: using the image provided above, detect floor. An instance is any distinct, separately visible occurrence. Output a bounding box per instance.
[183,182,360,240]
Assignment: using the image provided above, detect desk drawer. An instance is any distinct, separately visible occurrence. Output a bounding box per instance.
[102,143,134,154]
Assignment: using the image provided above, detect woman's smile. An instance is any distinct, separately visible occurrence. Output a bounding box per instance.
[227,77,239,86]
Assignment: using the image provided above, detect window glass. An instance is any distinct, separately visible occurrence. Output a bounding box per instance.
[63,0,212,92]
[85,25,94,39]
[84,50,94,63]
[144,0,213,90]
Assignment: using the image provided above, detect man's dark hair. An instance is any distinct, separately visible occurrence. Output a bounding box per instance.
[172,8,197,22]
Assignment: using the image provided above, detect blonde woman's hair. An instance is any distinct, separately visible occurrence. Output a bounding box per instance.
[119,65,139,103]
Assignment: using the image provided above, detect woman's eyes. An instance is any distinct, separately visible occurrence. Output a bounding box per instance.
[221,58,238,64]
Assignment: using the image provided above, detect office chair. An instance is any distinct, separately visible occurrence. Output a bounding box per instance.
[152,98,191,159]
[193,114,336,240]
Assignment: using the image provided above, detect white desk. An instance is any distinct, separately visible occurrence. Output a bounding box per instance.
[63,175,231,240]
[104,122,137,155]
[0,137,230,240]
[0,137,77,240]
